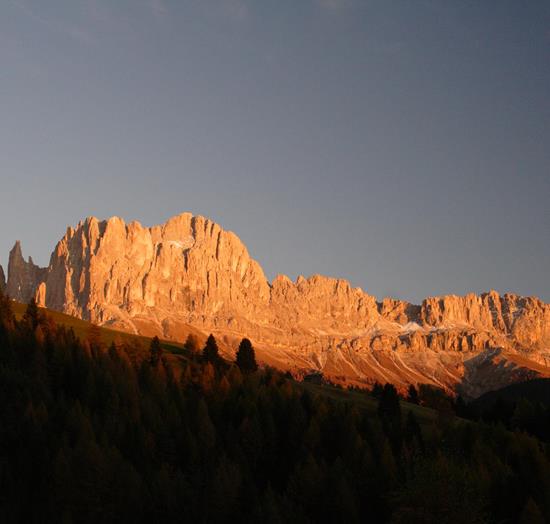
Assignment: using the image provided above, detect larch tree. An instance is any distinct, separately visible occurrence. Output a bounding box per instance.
[202,334,220,364]
[183,333,200,355]
[235,338,258,374]
[149,336,163,367]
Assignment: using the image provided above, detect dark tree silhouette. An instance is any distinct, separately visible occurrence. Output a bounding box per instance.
[87,323,103,351]
[403,411,424,452]
[22,297,41,330]
[183,333,200,354]
[0,295,549,523]
[0,288,15,332]
[149,336,163,367]
[202,334,220,364]
[235,338,258,373]
[406,385,419,405]
[454,395,470,418]
[371,382,384,398]
[378,384,401,421]
[378,383,402,455]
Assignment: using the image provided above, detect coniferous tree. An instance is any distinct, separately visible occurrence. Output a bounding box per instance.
[202,334,219,364]
[454,395,469,418]
[183,333,200,355]
[87,323,103,351]
[404,410,424,453]
[200,362,216,393]
[406,385,419,405]
[0,292,549,523]
[0,288,15,336]
[418,384,453,413]
[149,336,163,367]
[371,382,384,399]
[108,341,119,361]
[378,384,401,421]
[22,297,41,330]
[235,338,258,373]
[378,383,402,455]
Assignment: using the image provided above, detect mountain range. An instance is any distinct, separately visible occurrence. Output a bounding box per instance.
[2,212,549,398]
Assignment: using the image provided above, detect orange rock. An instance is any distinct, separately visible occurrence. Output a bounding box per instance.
[5,213,550,398]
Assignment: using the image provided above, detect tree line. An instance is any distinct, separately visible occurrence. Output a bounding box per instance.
[0,293,549,523]
[371,381,550,444]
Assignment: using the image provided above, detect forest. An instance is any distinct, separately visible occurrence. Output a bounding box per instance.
[0,292,549,523]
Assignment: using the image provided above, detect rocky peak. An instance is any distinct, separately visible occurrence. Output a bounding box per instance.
[38,213,271,323]
[6,241,47,303]
[5,212,550,397]
[378,297,421,324]
[10,240,23,262]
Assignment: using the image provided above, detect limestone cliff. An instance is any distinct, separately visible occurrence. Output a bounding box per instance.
[7,213,550,398]
[6,241,47,303]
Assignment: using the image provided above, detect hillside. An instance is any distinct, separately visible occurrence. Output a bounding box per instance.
[472,378,550,410]
[11,298,439,424]
[2,293,550,522]
[10,300,205,368]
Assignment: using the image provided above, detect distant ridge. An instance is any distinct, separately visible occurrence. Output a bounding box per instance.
[5,213,550,398]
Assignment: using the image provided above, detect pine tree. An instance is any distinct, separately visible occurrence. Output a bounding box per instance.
[454,395,469,418]
[183,333,200,355]
[149,336,163,367]
[371,382,383,399]
[378,383,402,455]
[200,362,215,393]
[202,334,219,364]
[87,323,103,351]
[406,385,419,405]
[22,297,41,330]
[235,338,258,373]
[403,410,424,452]
[0,287,15,333]
[378,384,401,421]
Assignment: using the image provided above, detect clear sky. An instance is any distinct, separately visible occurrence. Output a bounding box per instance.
[1,0,549,303]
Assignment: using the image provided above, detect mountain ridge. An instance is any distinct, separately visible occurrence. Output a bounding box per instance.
[5,212,550,397]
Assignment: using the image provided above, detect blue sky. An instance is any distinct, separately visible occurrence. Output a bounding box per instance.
[1,0,549,302]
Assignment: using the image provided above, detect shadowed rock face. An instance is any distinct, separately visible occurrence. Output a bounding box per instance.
[0,265,5,293]
[6,241,48,303]
[6,213,550,398]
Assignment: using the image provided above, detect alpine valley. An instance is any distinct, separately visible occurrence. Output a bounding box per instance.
[3,213,549,399]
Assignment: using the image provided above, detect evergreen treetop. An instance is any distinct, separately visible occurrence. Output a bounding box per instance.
[202,334,220,364]
[235,338,258,373]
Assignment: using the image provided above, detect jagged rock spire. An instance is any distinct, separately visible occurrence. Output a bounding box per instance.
[6,241,47,303]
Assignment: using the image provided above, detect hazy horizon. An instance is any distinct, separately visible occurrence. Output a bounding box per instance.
[1,0,549,303]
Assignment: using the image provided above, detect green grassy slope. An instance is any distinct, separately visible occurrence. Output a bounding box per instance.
[472,378,550,409]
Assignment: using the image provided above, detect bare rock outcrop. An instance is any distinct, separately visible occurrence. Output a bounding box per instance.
[420,292,550,351]
[7,213,550,398]
[6,241,47,303]
[38,214,270,333]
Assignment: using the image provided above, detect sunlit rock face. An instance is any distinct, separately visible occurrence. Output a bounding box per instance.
[6,213,550,398]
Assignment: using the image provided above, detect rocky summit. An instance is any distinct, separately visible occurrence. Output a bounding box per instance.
[6,213,550,398]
